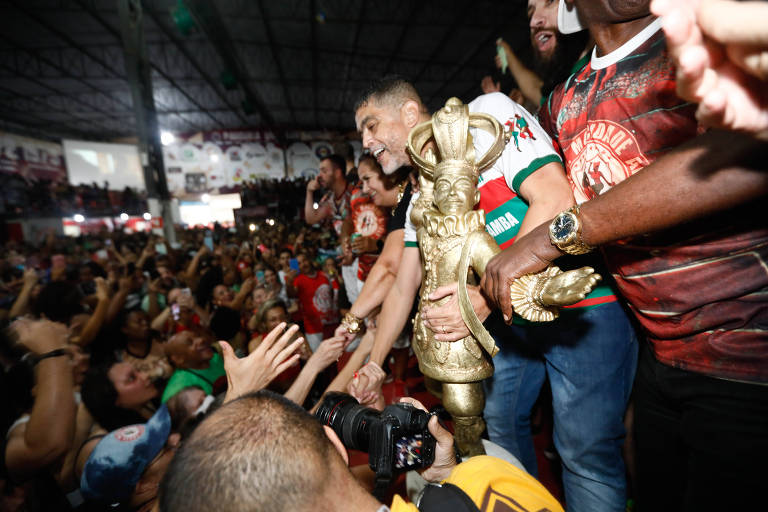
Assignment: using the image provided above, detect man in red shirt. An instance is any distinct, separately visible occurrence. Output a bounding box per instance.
[482,1,768,509]
[286,253,335,351]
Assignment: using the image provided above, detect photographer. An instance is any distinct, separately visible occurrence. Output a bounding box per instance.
[158,389,563,512]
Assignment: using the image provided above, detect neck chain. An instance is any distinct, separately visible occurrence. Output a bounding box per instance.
[391,181,407,216]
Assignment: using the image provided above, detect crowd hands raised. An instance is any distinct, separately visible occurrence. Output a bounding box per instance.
[0,211,414,511]
[3,1,768,510]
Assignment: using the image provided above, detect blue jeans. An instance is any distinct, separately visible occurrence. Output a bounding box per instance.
[483,301,638,512]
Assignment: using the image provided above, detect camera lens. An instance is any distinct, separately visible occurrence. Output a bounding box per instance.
[315,392,380,453]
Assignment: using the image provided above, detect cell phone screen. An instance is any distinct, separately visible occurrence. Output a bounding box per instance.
[394,433,425,470]
[204,235,214,251]
[289,258,299,271]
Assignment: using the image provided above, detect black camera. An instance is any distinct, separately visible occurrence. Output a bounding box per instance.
[316,392,436,481]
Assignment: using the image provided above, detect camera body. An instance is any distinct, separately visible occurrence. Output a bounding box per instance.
[316,392,436,481]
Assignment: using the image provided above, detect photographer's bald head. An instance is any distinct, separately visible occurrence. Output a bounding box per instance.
[158,391,382,512]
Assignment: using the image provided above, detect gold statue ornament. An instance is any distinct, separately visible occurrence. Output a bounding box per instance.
[407,97,601,457]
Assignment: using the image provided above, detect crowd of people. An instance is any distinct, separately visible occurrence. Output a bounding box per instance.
[1,0,767,511]
[0,176,147,218]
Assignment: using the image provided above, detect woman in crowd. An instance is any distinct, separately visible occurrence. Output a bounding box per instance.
[81,360,159,432]
[116,308,172,383]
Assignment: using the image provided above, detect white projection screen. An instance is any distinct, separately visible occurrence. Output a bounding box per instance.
[63,140,146,191]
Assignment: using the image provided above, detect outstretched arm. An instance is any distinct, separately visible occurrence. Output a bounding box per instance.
[481,129,768,321]
[335,229,404,340]
[368,247,422,367]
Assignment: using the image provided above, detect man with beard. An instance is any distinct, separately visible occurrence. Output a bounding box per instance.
[304,154,351,237]
[495,0,590,106]
[481,0,768,509]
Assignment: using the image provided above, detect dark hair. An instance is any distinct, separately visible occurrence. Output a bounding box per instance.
[32,281,84,324]
[320,154,346,175]
[357,155,412,191]
[353,75,426,113]
[81,362,147,432]
[159,391,335,511]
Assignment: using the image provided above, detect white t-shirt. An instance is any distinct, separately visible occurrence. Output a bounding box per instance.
[404,93,562,248]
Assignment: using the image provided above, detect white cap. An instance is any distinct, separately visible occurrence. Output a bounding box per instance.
[558,0,586,34]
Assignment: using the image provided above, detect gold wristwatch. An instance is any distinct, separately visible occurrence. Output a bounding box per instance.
[549,205,594,256]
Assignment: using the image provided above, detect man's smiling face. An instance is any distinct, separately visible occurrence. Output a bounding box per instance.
[355,100,413,175]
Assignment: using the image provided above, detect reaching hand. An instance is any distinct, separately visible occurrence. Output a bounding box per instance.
[481,75,502,94]
[94,277,110,302]
[221,322,304,403]
[651,0,768,138]
[423,283,491,342]
[398,397,457,483]
[351,235,378,254]
[333,323,358,344]
[480,222,562,323]
[307,336,346,371]
[348,361,386,409]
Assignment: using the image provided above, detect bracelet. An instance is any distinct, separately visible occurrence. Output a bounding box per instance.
[341,312,363,334]
[31,349,69,365]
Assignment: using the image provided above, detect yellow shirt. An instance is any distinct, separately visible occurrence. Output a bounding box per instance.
[390,455,564,512]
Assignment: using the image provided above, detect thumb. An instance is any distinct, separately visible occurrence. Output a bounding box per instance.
[219,341,235,362]
[428,282,458,301]
[428,415,453,446]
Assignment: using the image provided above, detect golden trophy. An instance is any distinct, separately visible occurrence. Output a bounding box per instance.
[407,98,601,457]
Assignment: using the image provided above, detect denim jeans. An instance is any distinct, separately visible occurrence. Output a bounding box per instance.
[483,301,638,512]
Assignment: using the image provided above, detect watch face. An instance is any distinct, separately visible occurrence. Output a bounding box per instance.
[552,213,576,242]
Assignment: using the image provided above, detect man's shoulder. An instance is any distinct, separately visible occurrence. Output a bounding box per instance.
[468,92,517,116]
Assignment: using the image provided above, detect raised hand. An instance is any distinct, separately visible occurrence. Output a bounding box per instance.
[221,322,303,403]
[652,0,768,138]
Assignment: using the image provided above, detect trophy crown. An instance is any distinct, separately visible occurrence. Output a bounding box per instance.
[407,97,507,181]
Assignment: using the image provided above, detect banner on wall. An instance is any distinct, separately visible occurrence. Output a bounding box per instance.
[0,131,67,182]
[286,142,319,180]
[162,138,286,199]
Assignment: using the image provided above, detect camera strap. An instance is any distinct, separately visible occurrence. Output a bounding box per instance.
[416,483,480,512]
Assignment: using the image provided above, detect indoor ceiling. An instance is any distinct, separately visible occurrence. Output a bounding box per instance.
[0,0,531,143]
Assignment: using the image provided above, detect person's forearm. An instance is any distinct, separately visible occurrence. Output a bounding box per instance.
[194,306,210,326]
[323,342,371,395]
[505,48,543,106]
[8,358,75,478]
[76,296,109,346]
[151,307,171,331]
[350,230,404,319]
[304,190,323,224]
[229,288,249,311]
[580,130,768,246]
[516,163,576,240]
[8,282,35,319]
[106,289,129,325]
[147,292,160,320]
[185,253,202,282]
[284,361,321,405]
[370,281,417,367]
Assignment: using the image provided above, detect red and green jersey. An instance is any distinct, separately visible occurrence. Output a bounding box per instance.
[539,20,768,382]
[470,93,617,311]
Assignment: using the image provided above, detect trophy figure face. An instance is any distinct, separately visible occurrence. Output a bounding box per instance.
[433,171,477,216]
